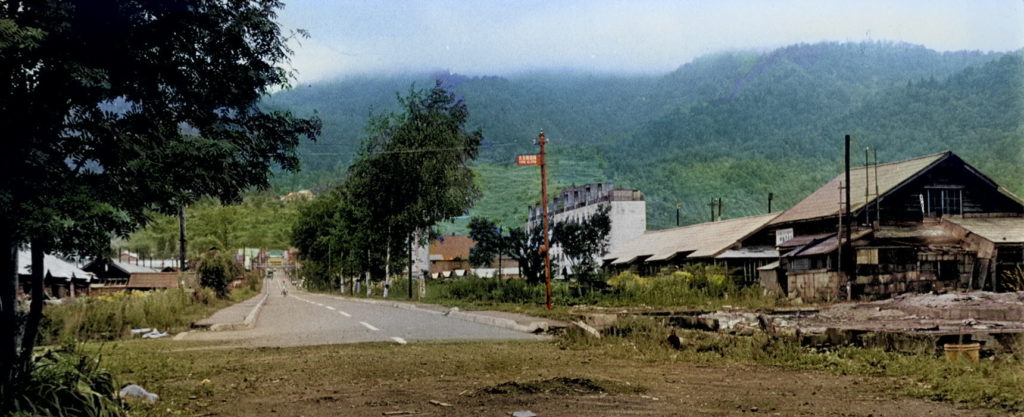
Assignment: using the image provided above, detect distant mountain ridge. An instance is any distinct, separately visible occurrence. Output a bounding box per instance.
[264,41,1023,231]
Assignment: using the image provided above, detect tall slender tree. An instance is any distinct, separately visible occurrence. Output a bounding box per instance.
[343,82,482,296]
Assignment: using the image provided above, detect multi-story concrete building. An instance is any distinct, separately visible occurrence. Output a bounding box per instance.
[527,182,646,277]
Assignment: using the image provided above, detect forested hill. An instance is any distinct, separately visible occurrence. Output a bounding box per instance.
[264,41,1023,230]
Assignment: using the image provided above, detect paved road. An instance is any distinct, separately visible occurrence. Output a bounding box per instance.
[182,279,544,347]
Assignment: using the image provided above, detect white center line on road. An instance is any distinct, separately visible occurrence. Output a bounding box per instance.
[390,337,407,345]
[338,311,351,317]
[360,321,380,331]
[325,306,336,311]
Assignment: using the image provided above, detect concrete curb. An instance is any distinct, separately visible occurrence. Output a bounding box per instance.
[208,291,269,332]
[314,293,549,334]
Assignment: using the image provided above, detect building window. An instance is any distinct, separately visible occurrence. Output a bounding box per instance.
[926,188,961,216]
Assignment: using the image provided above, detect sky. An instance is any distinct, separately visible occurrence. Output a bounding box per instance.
[276,0,1024,83]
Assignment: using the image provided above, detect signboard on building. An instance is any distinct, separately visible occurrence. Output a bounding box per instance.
[516,154,540,166]
[775,228,794,246]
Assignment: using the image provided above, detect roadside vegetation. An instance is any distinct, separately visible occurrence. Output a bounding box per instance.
[41,271,261,344]
[331,265,786,321]
[559,316,1024,412]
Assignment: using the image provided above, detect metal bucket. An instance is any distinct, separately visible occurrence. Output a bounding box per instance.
[944,343,980,363]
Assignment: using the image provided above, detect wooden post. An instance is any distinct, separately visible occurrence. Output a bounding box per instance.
[539,132,552,310]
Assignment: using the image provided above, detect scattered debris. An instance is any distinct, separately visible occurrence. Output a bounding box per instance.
[443,307,460,316]
[511,411,537,417]
[381,411,416,416]
[141,329,168,339]
[120,384,159,403]
[428,400,452,407]
[131,328,153,334]
[571,320,602,338]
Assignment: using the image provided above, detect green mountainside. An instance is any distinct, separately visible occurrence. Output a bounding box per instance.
[264,42,1023,231]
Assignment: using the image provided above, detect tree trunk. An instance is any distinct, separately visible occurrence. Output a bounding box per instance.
[365,271,371,296]
[20,242,45,369]
[0,226,18,385]
[383,245,391,298]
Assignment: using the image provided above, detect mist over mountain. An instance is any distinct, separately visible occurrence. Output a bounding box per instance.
[263,41,1023,231]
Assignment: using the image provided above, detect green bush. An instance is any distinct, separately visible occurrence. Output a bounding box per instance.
[1,341,126,416]
[197,249,242,297]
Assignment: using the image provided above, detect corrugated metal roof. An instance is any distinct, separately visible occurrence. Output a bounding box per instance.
[604,213,778,264]
[769,152,947,226]
[112,260,159,274]
[715,247,779,259]
[944,217,1024,243]
[17,249,93,281]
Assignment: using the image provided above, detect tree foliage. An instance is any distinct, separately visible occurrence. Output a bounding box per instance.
[467,217,554,285]
[268,43,1022,231]
[292,82,481,293]
[551,204,612,282]
[197,249,241,298]
[0,0,319,388]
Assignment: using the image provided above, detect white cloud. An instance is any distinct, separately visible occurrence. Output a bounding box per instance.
[277,0,1024,83]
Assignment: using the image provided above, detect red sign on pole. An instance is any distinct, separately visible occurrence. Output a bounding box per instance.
[516,154,540,166]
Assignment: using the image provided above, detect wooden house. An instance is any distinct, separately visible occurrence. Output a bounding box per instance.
[17,249,94,299]
[83,258,159,286]
[763,151,1023,300]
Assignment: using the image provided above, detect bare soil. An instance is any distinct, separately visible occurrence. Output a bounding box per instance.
[108,339,1006,417]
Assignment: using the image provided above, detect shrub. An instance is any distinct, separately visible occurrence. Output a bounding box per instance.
[197,249,242,297]
[1,341,125,416]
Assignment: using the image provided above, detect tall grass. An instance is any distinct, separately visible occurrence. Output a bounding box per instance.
[42,288,230,343]
[404,265,783,311]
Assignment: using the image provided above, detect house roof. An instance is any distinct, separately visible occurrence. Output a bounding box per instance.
[112,260,159,274]
[126,273,180,289]
[429,235,475,261]
[17,250,93,281]
[769,152,948,226]
[943,217,1024,244]
[604,213,778,265]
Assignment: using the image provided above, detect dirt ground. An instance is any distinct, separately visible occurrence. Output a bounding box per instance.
[108,339,1008,417]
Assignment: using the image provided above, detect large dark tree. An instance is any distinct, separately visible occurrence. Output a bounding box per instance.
[0,0,320,387]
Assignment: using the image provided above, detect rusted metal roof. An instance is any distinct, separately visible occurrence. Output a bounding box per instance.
[604,213,779,265]
[943,217,1024,244]
[126,273,180,289]
[769,152,947,226]
[429,235,475,261]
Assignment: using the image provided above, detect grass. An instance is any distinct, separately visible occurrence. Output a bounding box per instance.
[558,316,1024,412]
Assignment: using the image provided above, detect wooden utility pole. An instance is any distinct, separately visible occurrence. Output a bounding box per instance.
[179,206,187,271]
[539,132,552,310]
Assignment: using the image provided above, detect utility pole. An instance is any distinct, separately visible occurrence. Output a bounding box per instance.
[676,203,681,227]
[539,132,552,310]
[178,206,187,271]
[408,234,414,299]
[844,135,853,300]
[497,226,503,279]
